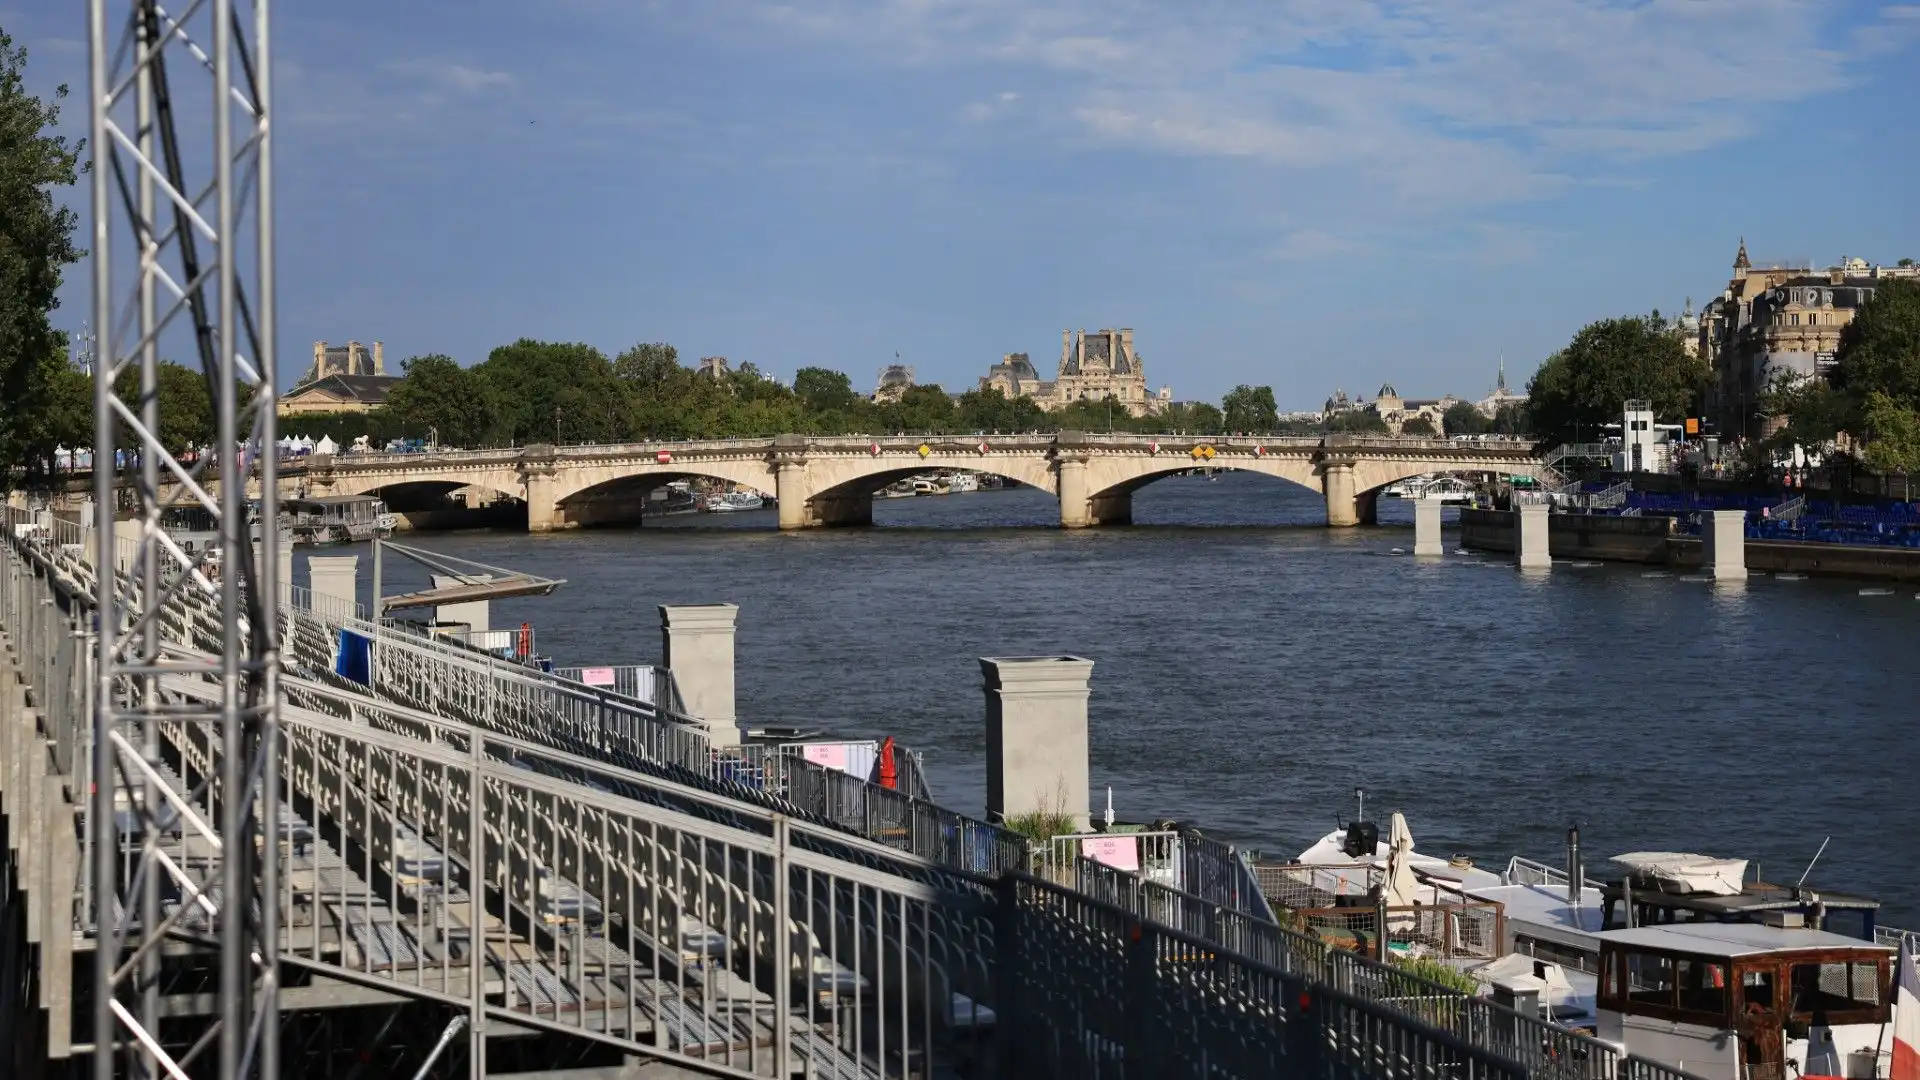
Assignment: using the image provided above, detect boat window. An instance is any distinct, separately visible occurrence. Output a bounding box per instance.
[1628,952,1675,1008]
[1675,958,1730,1018]
[1788,961,1885,1019]
[1742,968,1776,1011]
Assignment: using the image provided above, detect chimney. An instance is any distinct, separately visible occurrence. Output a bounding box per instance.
[373,341,386,375]
[345,340,362,376]
[312,341,326,380]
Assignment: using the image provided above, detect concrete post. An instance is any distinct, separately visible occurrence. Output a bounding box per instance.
[250,531,295,610]
[433,574,492,634]
[1414,497,1445,557]
[308,556,360,618]
[1704,510,1748,580]
[1515,503,1551,570]
[1322,461,1359,527]
[980,656,1094,831]
[1056,455,1091,528]
[660,604,740,746]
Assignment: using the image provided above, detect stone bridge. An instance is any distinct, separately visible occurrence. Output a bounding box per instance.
[294,433,1545,530]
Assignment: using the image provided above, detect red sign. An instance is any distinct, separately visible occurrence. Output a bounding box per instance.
[656,450,672,464]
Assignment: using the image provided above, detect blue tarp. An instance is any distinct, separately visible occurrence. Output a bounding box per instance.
[334,629,372,685]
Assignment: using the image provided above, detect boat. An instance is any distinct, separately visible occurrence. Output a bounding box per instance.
[1385,474,1477,502]
[703,491,765,513]
[286,495,392,545]
[912,479,941,496]
[1284,812,1899,1075]
[878,480,918,499]
[947,473,979,493]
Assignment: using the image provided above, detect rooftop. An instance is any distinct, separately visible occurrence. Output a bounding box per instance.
[1595,922,1889,959]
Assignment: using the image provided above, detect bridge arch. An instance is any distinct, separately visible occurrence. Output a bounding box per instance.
[317,469,526,508]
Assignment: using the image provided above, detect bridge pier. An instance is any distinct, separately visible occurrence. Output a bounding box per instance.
[775,453,810,530]
[522,445,561,533]
[810,493,873,528]
[1087,490,1132,526]
[1322,460,1359,527]
[1057,453,1092,528]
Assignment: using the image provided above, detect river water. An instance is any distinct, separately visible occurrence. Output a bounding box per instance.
[300,472,1920,925]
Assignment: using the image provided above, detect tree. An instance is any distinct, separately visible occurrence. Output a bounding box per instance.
[1525,314,1706,446]
[1489,402,1531,436]
[1399,414,1439,437]
[884,384,957,433]
[956,387,1046,432]
[0,35,85,490]
[793,367,860,414]
[1220,385,1279,432]
[1443,401,1491,437]
[476,339,630,444]
[1830,278,1920,410]
[1858,392,1920,474]
[10,345,89,481]
[384,354,498,446]
[1327,410,1388,434]
[612,342,683,388]
[1159,401,1223,434]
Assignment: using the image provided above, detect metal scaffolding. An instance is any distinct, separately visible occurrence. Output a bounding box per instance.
[87,0,279,1075]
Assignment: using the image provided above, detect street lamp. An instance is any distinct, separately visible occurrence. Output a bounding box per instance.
[553,405,562,446]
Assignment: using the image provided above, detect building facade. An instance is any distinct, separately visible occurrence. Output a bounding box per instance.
[977,328,1171,417]
[1698,240,1920,438]
[872,364,915,404]
[302,340,385,384]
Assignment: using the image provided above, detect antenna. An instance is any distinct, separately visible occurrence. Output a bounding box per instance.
[1795,836,1832,889]
[1354,787,1366,825]
[1104,786,1115,829]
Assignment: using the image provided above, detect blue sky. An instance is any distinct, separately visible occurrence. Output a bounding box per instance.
[11,0,1920,408]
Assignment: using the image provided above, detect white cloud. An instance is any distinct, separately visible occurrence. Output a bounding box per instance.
[385,59,516,94]
[678,0,1896,217]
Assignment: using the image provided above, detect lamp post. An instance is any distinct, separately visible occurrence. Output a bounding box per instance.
[553,405,561,446]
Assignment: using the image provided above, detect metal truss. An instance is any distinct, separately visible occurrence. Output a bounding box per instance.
[87,0,279,1076]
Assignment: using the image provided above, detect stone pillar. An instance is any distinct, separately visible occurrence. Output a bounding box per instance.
[1322,460,1359,527]
[1704,510,1748,581]
[520,444,561,533]
[1056,454,1092,528]
[1356,488,1380,526]
[812,493,872,528]
[773,439,810,531]
[308,555,359,618]
[660,604,740,746]
[1414,497,1445,557]
[250,531,295,609]
[981,656,1094,831]
[1515,503,1551,570]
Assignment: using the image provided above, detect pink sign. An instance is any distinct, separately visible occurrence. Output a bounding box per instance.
[579,666,617,687]
[1080,836,1140,872]
[802,743,850,769]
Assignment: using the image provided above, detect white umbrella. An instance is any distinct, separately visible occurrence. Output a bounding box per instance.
[1384,812,1420,908]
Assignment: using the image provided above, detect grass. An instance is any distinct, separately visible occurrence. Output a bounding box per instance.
[1393,954,1482,996]
[1003,808,1077,844]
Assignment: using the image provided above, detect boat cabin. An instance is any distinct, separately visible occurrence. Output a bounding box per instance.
[286,495,392,545]
[1596,923,1891,1080]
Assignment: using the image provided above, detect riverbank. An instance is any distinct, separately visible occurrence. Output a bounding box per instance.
[1458,507,1920,582]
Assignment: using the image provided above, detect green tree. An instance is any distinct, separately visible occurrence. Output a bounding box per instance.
[0,35,85,490]
[476,339,630,444]
[1221,385,1279,432]
[1489,402,1531,436]
[384,354,498,446]
[10,345,89,481]
[1858,392,1920,474]
[883,384,957,433]
[1442,401,1491,437]
[613,342,682,387]
[1526,314,1706,446]
[1830,278,1920,410]
[109,361,220,454]
[793,367,860,414]
[1327,410,1388,434]
[956,387,1047,432]
[1399,414,1439,437]
[1158,401,1223,434]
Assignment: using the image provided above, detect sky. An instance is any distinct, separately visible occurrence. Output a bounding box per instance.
[10,0,1920,408]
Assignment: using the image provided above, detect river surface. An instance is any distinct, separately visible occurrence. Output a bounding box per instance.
[298,472,1920,925]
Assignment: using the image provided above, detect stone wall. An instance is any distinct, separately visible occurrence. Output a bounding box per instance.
[1462,508,1920,581]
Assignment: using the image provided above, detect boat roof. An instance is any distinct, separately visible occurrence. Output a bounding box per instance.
[1460,882,1607,943]
[1596,923,1892,959]
[1601,879,1879,914]
[288,495,384,507]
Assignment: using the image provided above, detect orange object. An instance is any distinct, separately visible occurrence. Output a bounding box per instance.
[877,736,898,790]
[518,622,532,659]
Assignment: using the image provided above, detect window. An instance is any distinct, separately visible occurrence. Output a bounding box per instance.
[1628,952,1675,1008]
[1743,967,1776,1012]
[1677,958,1730,1019]
[1788,961,1886,1020]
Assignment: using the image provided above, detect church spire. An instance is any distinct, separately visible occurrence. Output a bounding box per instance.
[1496,354,1506,393]
[1734,237,1750,271]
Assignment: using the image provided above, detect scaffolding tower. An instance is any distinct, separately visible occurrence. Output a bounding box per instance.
[87,0,279,1076]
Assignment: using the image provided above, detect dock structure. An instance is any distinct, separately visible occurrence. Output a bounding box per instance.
[2,509,1732,1080]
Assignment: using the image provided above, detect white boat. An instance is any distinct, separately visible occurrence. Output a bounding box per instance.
[1385,474,1476,502]
[912,478,941,496]
[947,473,979,493]
[704,491,764,513]
[1610,851,1749,896]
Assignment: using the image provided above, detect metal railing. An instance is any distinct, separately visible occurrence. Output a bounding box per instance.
[1768,495,1807,523]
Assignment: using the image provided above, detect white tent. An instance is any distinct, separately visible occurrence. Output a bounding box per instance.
[314,435,339,457]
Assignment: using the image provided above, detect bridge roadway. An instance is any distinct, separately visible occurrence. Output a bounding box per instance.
[292,433,1546,531]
